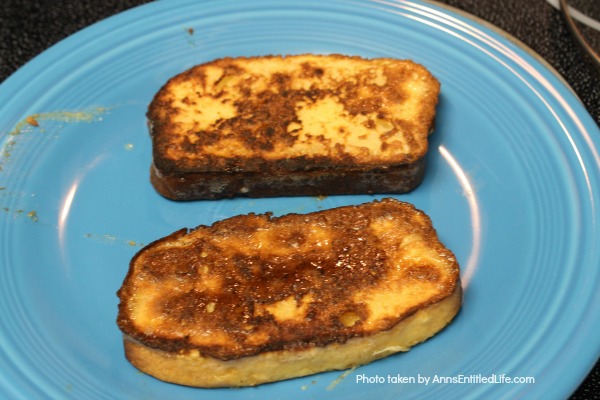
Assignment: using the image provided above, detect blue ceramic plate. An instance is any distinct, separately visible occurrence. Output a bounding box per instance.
[1,1,599,399]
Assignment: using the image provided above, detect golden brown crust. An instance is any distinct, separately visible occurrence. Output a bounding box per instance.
[147,54,440,200]
[121,284,461,387]
[117,198,460,371]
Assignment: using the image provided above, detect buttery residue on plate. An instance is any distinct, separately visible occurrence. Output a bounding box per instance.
[326,367,358,391]
[300,379,318,391]
[84,233,145,248]
[0,189,40,223]
[1,106,112,172]
[26,210,39,222]
[8,107,111,136]
[184,26,197,47]
[0,207,40,223]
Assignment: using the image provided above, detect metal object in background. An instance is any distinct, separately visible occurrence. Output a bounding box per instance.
[560,0,600,72]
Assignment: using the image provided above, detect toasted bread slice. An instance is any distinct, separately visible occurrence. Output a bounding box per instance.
[148,54,440,200]
[116,198,461,387]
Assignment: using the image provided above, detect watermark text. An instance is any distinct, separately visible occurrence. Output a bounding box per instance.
[355,373,535,385]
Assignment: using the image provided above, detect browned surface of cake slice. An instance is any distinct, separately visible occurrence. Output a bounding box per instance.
[116,198,461,387]
[147,54,441,200]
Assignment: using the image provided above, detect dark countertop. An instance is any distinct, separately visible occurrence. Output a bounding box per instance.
[1,1,598,399]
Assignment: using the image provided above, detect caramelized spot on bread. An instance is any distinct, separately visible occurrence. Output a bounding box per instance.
[148,54,440,173]
[117,199,460,361]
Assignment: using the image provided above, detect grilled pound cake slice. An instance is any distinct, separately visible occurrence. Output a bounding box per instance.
[116,198,462,387]
[148,54,441,200]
